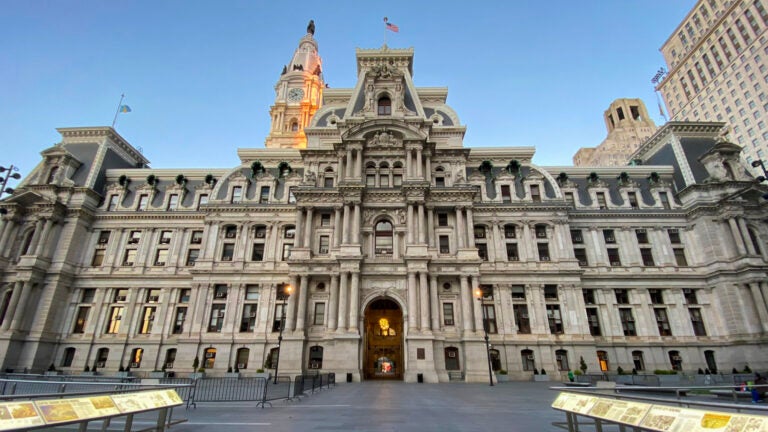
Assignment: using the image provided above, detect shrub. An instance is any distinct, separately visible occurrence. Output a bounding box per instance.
[573,370,583,376]
[579,356,588,373]
[257,368,265,373]
[227,366,233,373]
[540,369,547,375]
[617,366,624,375]
[733,367,739,374]
[197,367,206,373]
[533,368,539,375]
[193,356,200,370]
[498,369,508,375]
[653,369,678,375]
[84,365,90,372]
[744,365,752,373]
[698,368,704,375]
[632,368,637,375]
[48,363,56,372]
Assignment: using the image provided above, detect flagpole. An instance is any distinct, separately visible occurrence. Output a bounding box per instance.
[112,94,125,128]
[383,17,387,46]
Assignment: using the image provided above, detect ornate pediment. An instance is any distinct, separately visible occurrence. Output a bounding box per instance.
[366,129,402,149]
[468,171,486,182]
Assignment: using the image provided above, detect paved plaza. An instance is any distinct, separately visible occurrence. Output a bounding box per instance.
[79,381,566,432]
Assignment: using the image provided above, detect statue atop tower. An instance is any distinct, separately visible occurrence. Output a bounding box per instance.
[264,24,324,149]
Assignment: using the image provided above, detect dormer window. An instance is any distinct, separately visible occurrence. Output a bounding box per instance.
[290,121,299,132]
[378,97,392,116]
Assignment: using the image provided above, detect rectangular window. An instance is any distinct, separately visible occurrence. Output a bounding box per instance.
[282,243,293,260]
[619,308,637,336]
[197,194,208,210]
[167,194,179,210]
[501,185,512,203]
[221,243,235,261]
[393,175,402,187]
[564,192,575,207]
[251,243,265,261]
[535,225,547,238]
[98,230,111,244]
[603,229,615,243]
[586,308,601,336]
[313,302,325,325]
[323,177,334,188]
[482,304,497,333]
[674,248,688,266]
[107,195,119,211]
[366,175,376,186]
[615,289,629,304]
[574,248,588,266]
[668,229,681,244]
[582,289,595,305]
[504,225,516,238]
[530,185,541,202]
[128,230,142,244]
[245,285,260,300]
[137,195,148,211]
[208,304,225,332]
[106,306,123,334]
[380,175,390,187]
[319,235,330,255]
[437,213,448,226]
[172,307,187,334]
[513,304,531,334]
[689,308,707,336]
[114,289,129,303]
[477,243,488,261]
[260,186,270,203]
[139,306,156,334]
[443,303,454,326]
[596,192,607,209]
[273,303,286,332]
[146,289,161,303]
[179,289,191,303]
[655,308,672,336]
[186,249,199,266]
[123,249,137,266]
[570,229,583,244]
[511,285,526,300]
[154,249,168,266]
[439,235,450,254]
[635,229,649,244]
[320,213,331,226]
[544,285,558,300]
[546,305,563,334]
[73,306,89,333]
[214,284,228,299]
[81,288,96,303]
[91,249,105,266]
[190,230,203,244]
[684,289,698,305]
[649,289,664,304]
[659,192,671,209]
[537,242,550,261]
[506,243,519,261]
[159,230,172,245]
[640,248,655,266]
[240,303,258,332]
[231,186,242,203]
[607,248,621,266]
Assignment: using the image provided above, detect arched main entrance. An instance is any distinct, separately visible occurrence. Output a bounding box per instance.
[364,298,403,380]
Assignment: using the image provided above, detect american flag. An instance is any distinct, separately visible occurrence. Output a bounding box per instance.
[384,17,399,32]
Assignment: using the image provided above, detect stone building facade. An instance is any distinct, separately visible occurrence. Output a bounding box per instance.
[573,98,657,167]
[0,30,767,382]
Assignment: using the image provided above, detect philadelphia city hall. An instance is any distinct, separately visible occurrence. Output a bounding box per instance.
[1,24,767,382]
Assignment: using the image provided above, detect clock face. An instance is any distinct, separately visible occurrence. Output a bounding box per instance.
[287,88,304,102]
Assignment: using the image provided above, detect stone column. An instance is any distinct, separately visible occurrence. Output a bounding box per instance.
[466,208,475,248]
[427,206,435,248]
[295,275,309,331]
[303,208,314,248]
[738,218,757,255]
[26,219,45,255]
[460,275,472,333]
[346,150,353,178]
[350,272,360,331]
[342,204,350,244]
[286,275,299,331]
[0,281,23,330]
[34,218,54,256]
[425,154,432,181]
[417,204,425,243]
[429,275,439,331]
[295,209,305,245]
[0,218,15,253]
[353,204,361,244]
[419,272,429,331]
[337,272,348,330]
[393,231,400,259]
[337,153,345,182]
[749,282,768,332]
[334,207,343,247]
[416,148,423,178]
[471,276,482,333]
[455,207,465,249]
[406,149,412,178]
[728,218,747,255]
[10,282,33,331]
[328,274,339,330]
[407,272,418,330]
[491,222,502,261]
[407,204,414,244]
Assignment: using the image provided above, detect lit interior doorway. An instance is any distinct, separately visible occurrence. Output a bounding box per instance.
[364,298,403,380]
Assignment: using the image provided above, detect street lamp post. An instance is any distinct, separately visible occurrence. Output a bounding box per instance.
[752,160,768,181]
[0,165,21,199]
[273,284,292,384]
[474,288,494,386]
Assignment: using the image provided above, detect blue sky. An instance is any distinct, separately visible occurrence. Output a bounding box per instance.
[2,1,695,181]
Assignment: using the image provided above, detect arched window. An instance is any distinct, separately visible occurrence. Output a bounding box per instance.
[668,350,683,371]
[164,349,177,369]
[95,348,109,369]
[434,167,445,187]
[597,350,609,372]
[61,347,76,367]
[366,162,377,187]
[324,167,335,188]
[236,348,250,370]
[379,162,390,187]
[204,348,217,369]
[309,346,323,369]
[130,348,143,368]
[521,349,535,371]
[632,350,645,371]
[46,166,59,184]
[392,161,404,187]
[290,119,299,132]
[377,96,392,115]
[20,229,35,255]
[375,220,393,256]
[704,350,717,373]
[555,349,569,371]
[489,349,501,371]
[445,347,460,370]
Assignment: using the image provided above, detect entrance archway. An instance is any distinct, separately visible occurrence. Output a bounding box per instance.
[364,298,403,380]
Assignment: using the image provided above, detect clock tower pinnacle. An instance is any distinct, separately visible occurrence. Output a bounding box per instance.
[265,21,324,149]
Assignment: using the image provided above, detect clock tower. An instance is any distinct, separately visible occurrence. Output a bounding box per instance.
[264,21,324,149]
